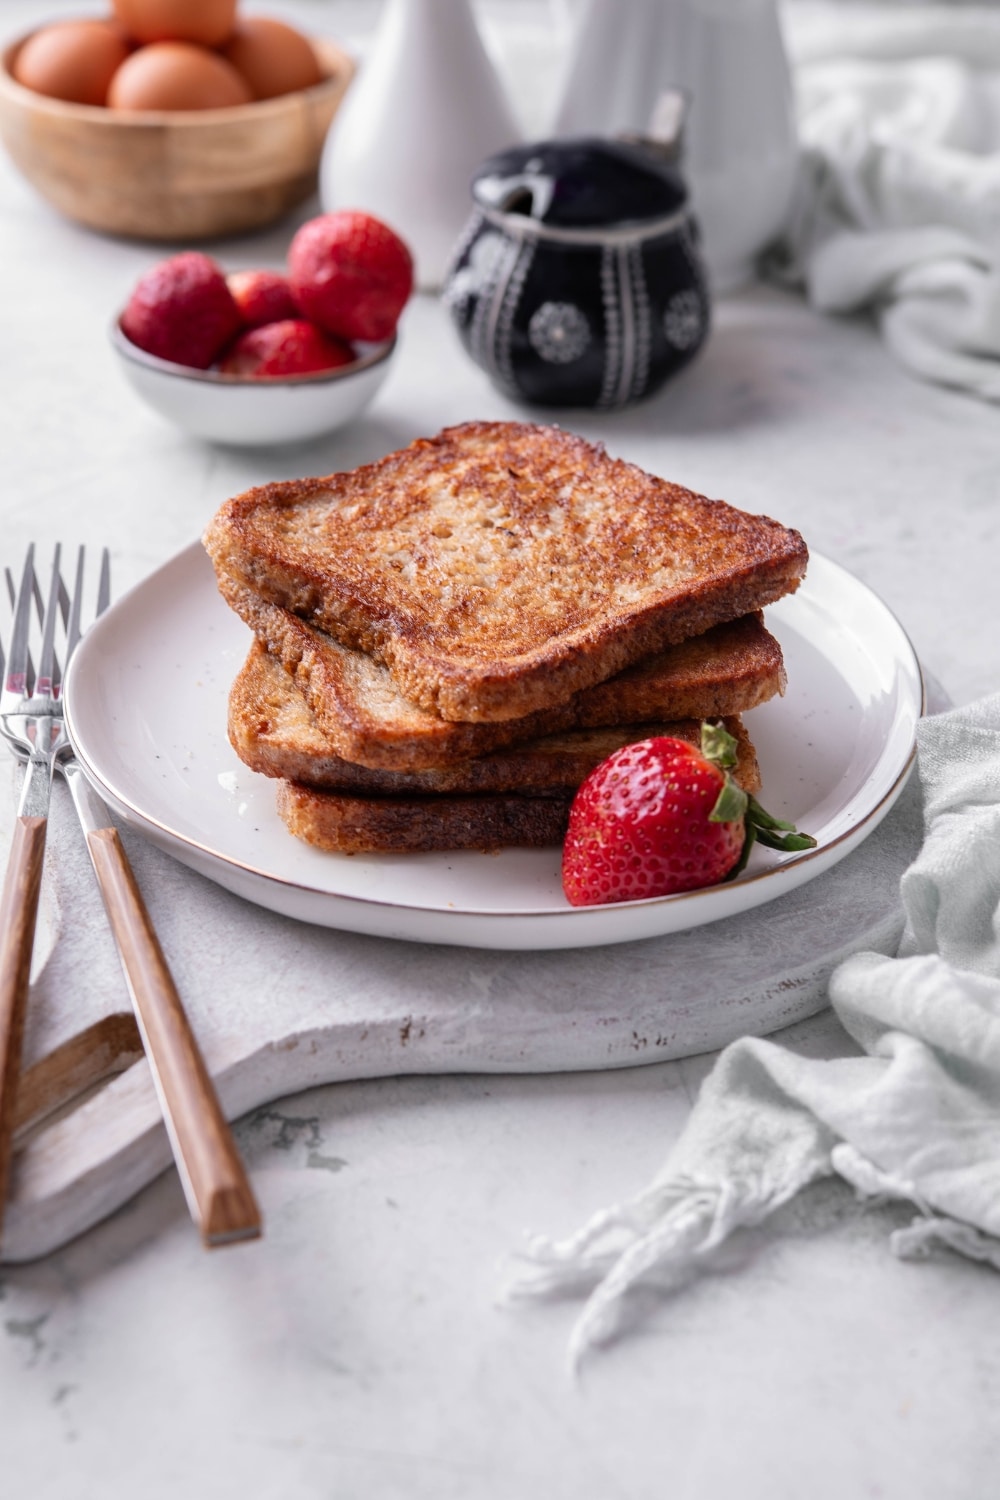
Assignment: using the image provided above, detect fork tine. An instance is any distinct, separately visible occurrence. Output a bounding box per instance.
[0,565,17,687]
[4,545,36,699]
[0,570,8,684]
[57,573,70,629]
[35,544,63,700]
[96,547,111,619]
[65,546,87,663]
[32,566,49,618]
[4,568,34,704]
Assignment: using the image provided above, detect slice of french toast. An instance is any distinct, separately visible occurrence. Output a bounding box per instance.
[276,784,577,854]
[222,578,785,772]
[229,640,763,796]
[273,717,760,854]
[204,421,807,724]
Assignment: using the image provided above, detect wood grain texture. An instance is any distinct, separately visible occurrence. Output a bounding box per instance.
[86,827,260,1247]
[0,36,354,240]
[0,815,46,1240]
[15,1012,142,1139]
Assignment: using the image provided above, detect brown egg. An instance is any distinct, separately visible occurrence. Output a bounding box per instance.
[110,0,237,49]
[107,42,252,111]
[221,18,323,101]
[12,20,131,107]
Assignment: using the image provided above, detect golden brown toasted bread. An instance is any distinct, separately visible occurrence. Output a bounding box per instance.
[204,421,807,724]
[229,640,764,796]
[273,717,761,853]
[222,577,785,772]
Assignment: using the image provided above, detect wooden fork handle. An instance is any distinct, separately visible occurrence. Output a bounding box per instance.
[0,816,47,1232]
[85,826,261,1248]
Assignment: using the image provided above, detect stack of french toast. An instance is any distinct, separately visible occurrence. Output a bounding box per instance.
[203,421,808,854]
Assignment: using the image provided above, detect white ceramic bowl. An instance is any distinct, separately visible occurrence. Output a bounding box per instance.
[110,320,396,446]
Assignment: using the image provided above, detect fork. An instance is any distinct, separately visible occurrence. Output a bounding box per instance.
[0,546,262,1249]
[0,545,61,1231]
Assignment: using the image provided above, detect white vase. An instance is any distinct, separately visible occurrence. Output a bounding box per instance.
[553,0,799,292]
[320,0,522,292]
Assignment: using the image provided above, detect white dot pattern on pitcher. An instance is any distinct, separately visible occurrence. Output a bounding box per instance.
[528,302,592,363]
[663,289,704,351]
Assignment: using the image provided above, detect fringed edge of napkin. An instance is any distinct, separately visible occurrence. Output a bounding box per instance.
[505,1140,1000,1372]
[504,1159,830,1374]
[833,1142,1000,1270]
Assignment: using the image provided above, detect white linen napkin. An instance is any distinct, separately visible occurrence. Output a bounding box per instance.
[774,4,1000,399]
[508,692,1000,1368]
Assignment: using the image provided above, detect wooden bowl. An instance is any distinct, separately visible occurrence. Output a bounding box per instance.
[0,30,354,241]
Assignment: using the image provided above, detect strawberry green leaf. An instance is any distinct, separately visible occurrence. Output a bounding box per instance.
[753,827,818,852]
[709,773,748,824]
[722,789,817,881]
[745,794,797,833]
[700,720,738,770]
[745,794,817,851]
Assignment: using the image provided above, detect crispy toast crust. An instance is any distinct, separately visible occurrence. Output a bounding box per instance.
[204,421,807,723]
[222,578,785,772]
[274,717,760,853]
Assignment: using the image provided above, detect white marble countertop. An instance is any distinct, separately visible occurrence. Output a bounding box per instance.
[3,2,1000,1497]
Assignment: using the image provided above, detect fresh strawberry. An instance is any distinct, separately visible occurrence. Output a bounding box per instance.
[226,270,298,330]
[218,319,355,378]
[121,251,243,370]
[288,211,414,343]
[562,722,815,908]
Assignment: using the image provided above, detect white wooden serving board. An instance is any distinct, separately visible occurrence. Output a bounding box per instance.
[2,769,924,1263]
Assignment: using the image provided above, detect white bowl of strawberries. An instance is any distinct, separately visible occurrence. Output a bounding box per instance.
[111,209,411,445]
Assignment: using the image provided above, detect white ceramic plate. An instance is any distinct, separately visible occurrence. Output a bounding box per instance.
[64,543,923,950]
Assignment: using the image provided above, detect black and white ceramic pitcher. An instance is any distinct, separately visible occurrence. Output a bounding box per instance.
[442,111,710,409]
